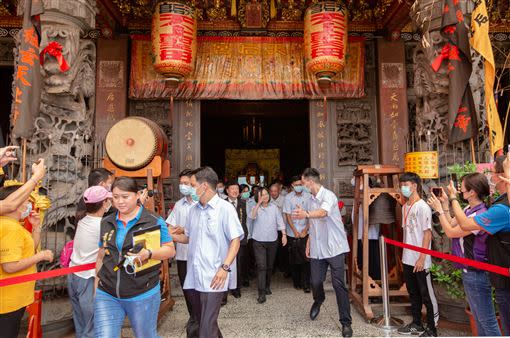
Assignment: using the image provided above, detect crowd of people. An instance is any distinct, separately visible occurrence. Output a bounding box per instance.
[0,144,509,338]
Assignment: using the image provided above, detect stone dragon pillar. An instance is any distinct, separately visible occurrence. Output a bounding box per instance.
[18,0,97,227]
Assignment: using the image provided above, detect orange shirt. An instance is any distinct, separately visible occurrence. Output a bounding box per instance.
[0,216,36,314]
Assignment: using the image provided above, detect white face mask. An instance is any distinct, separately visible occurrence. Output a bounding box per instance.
[21,203,32,219]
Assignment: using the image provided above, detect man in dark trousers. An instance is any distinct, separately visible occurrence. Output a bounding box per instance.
[225,180,249,298]
[293,168,353,338]
[172,167,243,338]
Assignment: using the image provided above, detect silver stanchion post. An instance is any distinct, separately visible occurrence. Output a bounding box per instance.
[371,235,403,330]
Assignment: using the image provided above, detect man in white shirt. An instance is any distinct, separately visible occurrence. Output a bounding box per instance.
[397,172,438,337]
[293,168,352,338]
[283,176,311,292]
[270,183,289,274]
[173,167,244,338]
[68,186,111,338]
[166,169,196,332]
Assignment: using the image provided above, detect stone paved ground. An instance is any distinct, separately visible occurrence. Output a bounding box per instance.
[120,273,470,338]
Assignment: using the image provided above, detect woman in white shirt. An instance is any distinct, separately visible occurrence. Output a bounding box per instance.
[250,187,287,303]
[68,186,111,338]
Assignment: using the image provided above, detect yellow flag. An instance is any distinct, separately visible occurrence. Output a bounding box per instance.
[471,0,504,155]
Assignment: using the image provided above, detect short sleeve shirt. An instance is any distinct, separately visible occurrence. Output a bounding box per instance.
[250,203,286,242]
[166,197,197,261]
[474,204,510,234]
[283,191,311,236]
[402,199,432,269]
[184,194,244,292]
[307,186,350,259]
[0,216,36,314]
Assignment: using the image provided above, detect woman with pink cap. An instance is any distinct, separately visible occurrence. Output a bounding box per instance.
[68,185,112,338]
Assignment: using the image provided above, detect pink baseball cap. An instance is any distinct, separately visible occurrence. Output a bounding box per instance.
[83,186,112,204]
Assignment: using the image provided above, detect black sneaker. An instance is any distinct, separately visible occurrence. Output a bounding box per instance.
[419,327,437,337]
[397,323,425,335]
[342,325,353,337]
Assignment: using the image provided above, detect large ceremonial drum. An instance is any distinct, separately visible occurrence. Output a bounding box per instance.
[304,1,348,86]
[151,1,197,85]
[105,117,168,170]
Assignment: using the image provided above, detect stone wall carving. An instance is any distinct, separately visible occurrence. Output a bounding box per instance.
[336,101,373,167]
[13,1,97,227]
[0,37,14,66]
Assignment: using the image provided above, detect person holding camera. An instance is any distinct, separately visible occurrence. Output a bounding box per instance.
[428,173,500,336]
[94,177,175,338]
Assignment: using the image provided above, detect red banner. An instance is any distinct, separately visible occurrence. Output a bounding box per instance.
[130,35,365,100]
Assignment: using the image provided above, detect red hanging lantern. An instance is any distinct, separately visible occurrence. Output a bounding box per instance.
[304,1,348,88]
[151,1,197,87]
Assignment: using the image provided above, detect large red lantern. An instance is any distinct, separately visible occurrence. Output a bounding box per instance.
[304,1,348,87]
[151,1,197,87]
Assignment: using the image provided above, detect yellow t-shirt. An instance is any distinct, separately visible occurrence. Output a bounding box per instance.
[0,216,36,314]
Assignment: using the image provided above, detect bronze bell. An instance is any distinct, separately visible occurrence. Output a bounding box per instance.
[368,193,396,225]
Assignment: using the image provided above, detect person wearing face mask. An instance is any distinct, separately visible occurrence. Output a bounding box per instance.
[172,167,244,338]
[293,168,352,338]
[449,155,510,335]
[350,177,381,281]
[283,176,311,292]
[68,186,112,338]
[216,181,227,200]
[0,185,54,338]
[240,184,251,200]
[397,172,438,337]
[427,173,501,336]
[250,187,287,303]
[165,169,197,334]
[75,168,115,223]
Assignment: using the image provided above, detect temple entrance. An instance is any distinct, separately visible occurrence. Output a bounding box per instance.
[200,100,311,183]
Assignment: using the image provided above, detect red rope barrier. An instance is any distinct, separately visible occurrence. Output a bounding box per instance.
[0,263,96,287]
[384,237,510,277]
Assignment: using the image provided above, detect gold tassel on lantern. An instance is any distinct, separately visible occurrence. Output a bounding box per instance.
[231,0,237,17]
[270,0,277,19]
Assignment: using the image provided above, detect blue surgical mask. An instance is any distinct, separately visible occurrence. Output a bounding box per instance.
[189,186,200,202]
[179,184,191,196]
[294,185,304,193]
[217,188,225,194]
[401,186,413,198]
[241,191,250,199]
[21,203,32,219]
[303,186,310,194]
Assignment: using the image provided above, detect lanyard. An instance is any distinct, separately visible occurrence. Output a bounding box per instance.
[403,201,416,227]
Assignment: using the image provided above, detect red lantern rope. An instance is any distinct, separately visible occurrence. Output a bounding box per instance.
[40,41,70,72]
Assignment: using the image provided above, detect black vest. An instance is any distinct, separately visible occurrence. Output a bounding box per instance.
[97,208,162,298]
[487,193,510,289]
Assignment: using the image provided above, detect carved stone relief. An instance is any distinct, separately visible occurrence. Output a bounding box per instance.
[0,37,14,66]
[12,1,97,228]
[336,101,373,169]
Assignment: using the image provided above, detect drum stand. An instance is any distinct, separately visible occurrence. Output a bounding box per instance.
[103,155,174,317]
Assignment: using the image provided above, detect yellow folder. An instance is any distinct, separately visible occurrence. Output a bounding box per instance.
[132,225,161,273]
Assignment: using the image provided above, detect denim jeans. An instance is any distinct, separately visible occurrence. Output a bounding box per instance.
[462,270,501,336]
[495,287,510,336]
[94,290,161,338]
[67,274,95,338]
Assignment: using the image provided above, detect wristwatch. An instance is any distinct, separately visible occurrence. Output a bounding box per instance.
[221,264,231,272]
[147,249,152,260]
